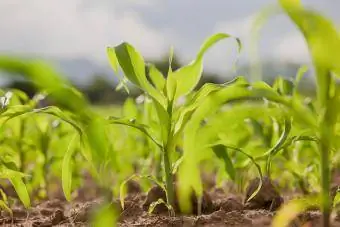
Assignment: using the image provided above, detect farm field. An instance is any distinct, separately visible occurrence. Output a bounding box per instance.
[0,0,340,226]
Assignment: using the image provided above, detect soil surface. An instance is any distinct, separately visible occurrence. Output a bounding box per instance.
[1,178,340,227]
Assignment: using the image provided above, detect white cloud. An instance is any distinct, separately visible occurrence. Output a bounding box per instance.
[274,32,310,62]
[0,0,168,63]
[214,15,255,40]
[197,16,255,73]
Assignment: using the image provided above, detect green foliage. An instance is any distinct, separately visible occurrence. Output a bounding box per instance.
[0,1,338,226]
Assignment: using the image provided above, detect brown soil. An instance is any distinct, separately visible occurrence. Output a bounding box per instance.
[2,178,340,227]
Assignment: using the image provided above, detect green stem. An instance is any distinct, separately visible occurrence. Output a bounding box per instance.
[163,147,174,209]
[155,152,163,181]
[163,98,175,209]
[320,138,331,227]
[317,71,336,227]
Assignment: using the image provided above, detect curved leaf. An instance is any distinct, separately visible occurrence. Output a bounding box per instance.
[9,177,30,208]
[272,195,320,227]
[107,43,166,108]
[211,145,235,181]
[62,133,79,201]
[166,33,242,101]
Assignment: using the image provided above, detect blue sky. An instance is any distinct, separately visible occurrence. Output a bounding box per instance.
[0,0,339,75]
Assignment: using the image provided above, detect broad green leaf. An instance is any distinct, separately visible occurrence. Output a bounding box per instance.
[33,106,82,135]
[166,33,241,101]
[152,99,170,146]
[294,65,308,95]
[272,77,294,96]
[106,47,129,93]
[174,77,248,136]
[265,118,292,175]
[168,46,174,75]
[107,43,166,108]
[106,47,119,73]
[122,98,138,120]
[212,145,235,181]
[147,64,166,91]
[9,177,30,208]
[0,105,33,126]
[333,188,340,207]
[210,143,263,202]
[62,133,79,201]
[85,116,110,173]
[108,117,162,148]
[279,0,340,102]
[272,195,320,227]
[91,203,118,227]
[0,165,28,179]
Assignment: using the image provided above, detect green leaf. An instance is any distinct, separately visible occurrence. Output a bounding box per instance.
[107,43,166,108]
[148,198,174,216]
[279,0,340,102]
[265,118,292,174]
[212,145,235,181]
[108,117,162,148]
[272,195,320,227]
[166,33,241,101]
[9,177,30,208]
[0,105,33,126]
[209,143,263,202]
[294,65,308,96]
[333,188,340,207]
[119,174,164,210]
[106,46,129,93]
[106,47,119,73]
[122,98,138,120]
[173,77,248,136]
[147,64,166,91]
[62,133,79,201]
[91,203,118,227]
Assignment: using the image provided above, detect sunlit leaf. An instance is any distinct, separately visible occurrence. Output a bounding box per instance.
[62,133,79,201]
[211,145,235,181]
[272,195,320,227]
[166,33,241,101]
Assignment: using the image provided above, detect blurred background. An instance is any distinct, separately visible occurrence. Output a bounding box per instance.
[0,0,339,105]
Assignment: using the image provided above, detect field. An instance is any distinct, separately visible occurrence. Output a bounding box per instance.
[0,0,340,226]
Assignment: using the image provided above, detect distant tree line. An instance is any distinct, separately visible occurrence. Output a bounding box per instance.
[3,55,316,105]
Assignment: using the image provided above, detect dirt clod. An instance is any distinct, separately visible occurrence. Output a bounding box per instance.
[40,208,54,216]
[142,184,213,215]
[51,209,66,225]
[126,180,142,194]
[219,197,244,212]
[244,176,283,211]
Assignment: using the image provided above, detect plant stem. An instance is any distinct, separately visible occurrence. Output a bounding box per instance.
[163,146,174,209]
[320,138,331,227]
[163,98,175,209]
[317,72,336,227]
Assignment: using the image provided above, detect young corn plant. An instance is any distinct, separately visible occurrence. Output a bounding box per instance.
[175,66,319,212]
[0,57,119,226]
[106,33,242,211]
[264,0,340,226]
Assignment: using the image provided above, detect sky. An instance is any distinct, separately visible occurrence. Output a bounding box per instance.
[0,0,339,76]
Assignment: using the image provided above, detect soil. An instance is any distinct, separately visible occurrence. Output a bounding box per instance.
[1,178,340,227]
